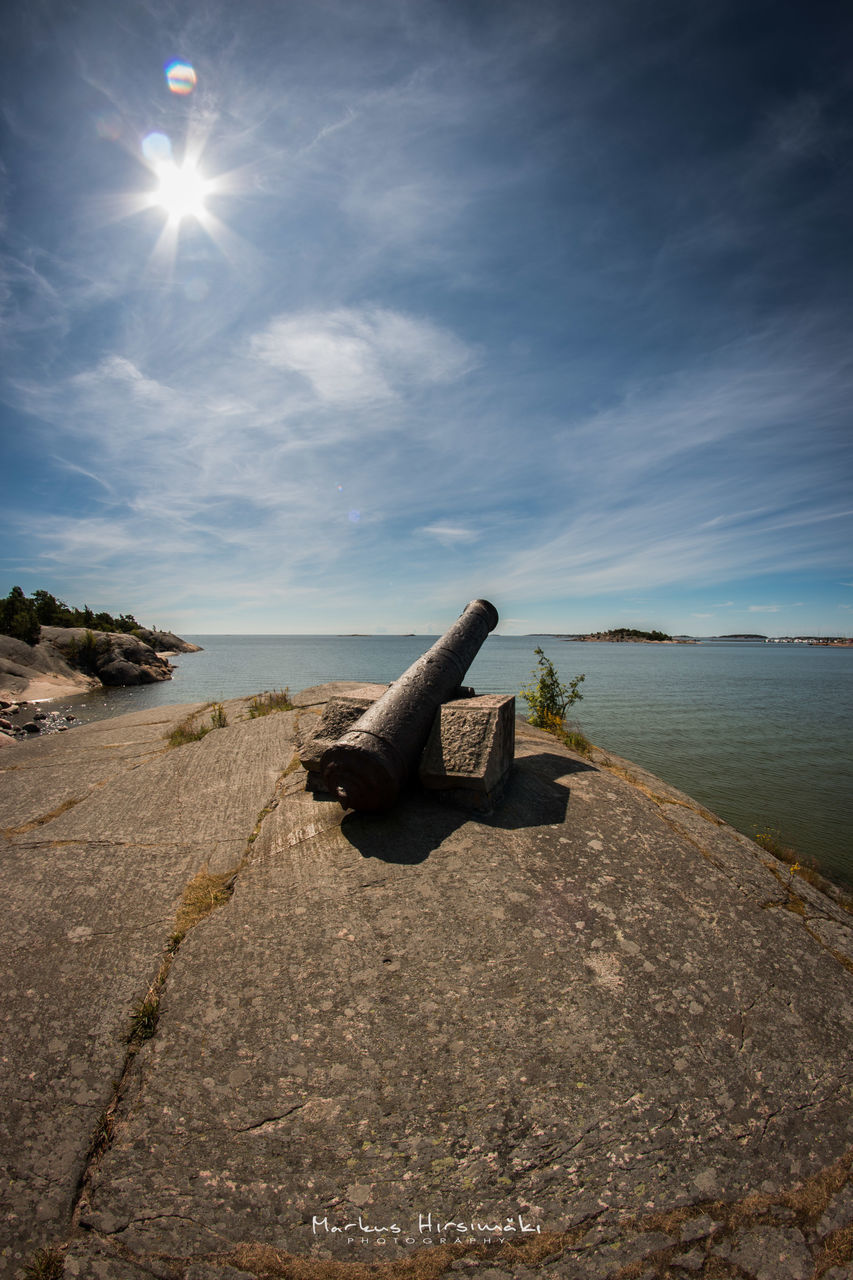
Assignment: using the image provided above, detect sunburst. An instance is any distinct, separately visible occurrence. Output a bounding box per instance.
[88,111,250,279]
[152,157,210,225]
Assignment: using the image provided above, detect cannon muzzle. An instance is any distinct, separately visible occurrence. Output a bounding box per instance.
[320,598,499,812]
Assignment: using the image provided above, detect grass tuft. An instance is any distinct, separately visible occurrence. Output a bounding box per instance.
[561,726,594,758]
[129,867,238,1049]
[23,1248,64,1280]
[128,993,160,1044]
[755,827,853,911]
[248,688,293,718]
[86,1096,118,1166]
[167,707,213,748]
[167,702,229,747]
[173,866,237,941]
[534,709,594,758]
[754,826,796,860]
[210,701,228,728]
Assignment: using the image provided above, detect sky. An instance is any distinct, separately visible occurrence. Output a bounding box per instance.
[1,0,852,637]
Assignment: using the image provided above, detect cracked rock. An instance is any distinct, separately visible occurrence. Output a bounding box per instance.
[726,1225,813,1280]
[3,687,853,1276]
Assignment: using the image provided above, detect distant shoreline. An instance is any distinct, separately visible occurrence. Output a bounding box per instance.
[550,635,695,644]
[542,633,852,646]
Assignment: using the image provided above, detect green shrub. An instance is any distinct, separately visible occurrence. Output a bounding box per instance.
[520,647,584,726]
[78,629,100,675]
[520,648,591,757]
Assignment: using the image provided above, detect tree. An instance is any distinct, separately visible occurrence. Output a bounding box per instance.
[0,586,41,645]
[3,588,151,641]
[520,647,584,729]
[31,590,69,626]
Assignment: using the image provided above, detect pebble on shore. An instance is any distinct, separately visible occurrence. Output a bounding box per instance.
[0,699,80,742]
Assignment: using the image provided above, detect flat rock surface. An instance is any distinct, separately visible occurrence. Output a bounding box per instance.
[1,685,851,1280]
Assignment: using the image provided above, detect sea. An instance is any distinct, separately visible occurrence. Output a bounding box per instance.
[58,635,853,887]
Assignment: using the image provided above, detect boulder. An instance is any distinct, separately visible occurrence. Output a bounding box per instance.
[0,633,90,696]
[134,627,203,654]
[0,625,194,702]
[97,658,150,686]
[41,627,175,685]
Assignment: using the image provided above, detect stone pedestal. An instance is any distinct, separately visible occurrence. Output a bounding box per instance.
[419,693,515,812]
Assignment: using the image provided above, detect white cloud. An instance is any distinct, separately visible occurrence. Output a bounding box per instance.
[250,306,476,404]
[420,523,480,547]
[748,603,804,613]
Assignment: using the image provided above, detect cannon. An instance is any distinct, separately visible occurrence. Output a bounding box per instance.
[320,598,499,812]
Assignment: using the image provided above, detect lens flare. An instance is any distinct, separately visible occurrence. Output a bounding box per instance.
[165,60,197,95]
[95,113,122,141]
[142,132,172,163]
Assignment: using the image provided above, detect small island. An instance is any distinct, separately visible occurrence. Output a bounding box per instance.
[547,627,690,643]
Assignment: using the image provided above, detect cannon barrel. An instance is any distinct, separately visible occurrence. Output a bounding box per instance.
[320,598,499,812]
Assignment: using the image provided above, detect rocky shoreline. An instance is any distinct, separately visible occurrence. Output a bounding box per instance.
[0,626,201,742]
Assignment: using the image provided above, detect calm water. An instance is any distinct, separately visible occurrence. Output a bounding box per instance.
[60,636,853,886]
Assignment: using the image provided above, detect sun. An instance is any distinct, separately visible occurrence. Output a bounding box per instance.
[153,159,209,223]
[111,130,243,273]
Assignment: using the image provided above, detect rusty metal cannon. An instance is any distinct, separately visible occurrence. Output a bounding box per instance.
[320,598,499,812]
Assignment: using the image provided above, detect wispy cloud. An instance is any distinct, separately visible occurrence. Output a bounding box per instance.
[5,296,852,628]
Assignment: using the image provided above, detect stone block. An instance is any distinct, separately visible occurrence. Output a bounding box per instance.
[419,693,515,811]
[299,693,385,778]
